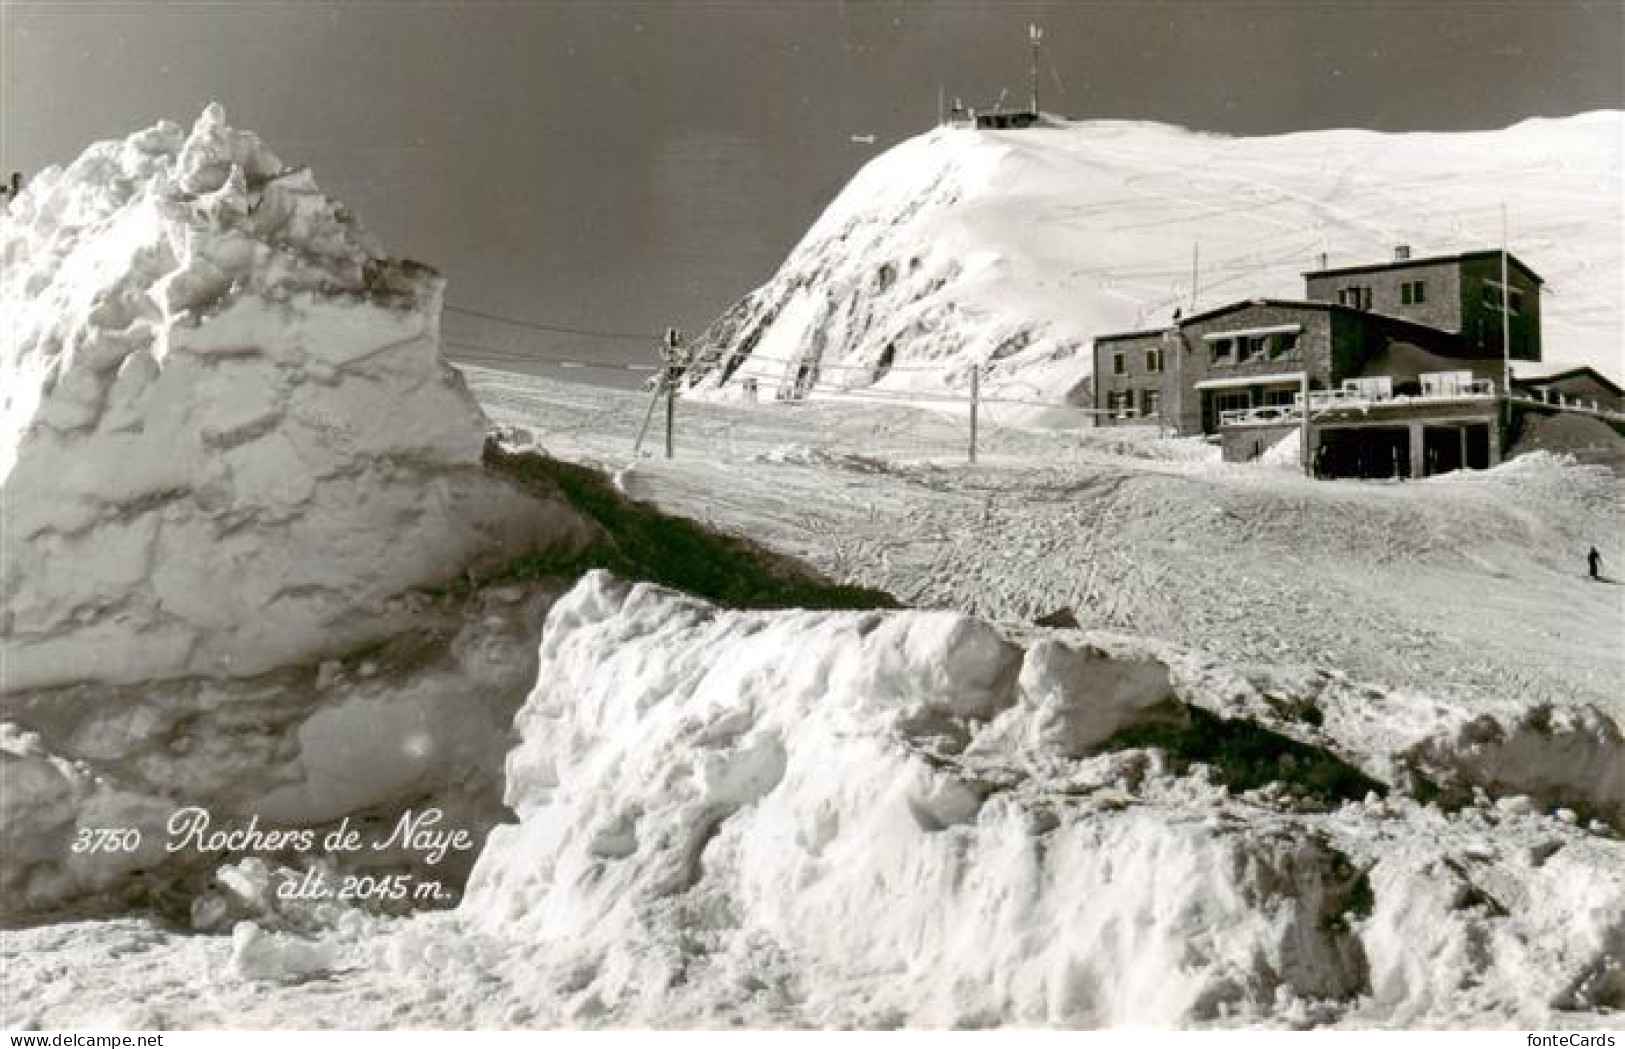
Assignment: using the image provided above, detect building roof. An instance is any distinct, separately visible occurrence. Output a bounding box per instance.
[1303,249,1544,285]
[1094,296,1473,348]
[1511,364,1624,397]
[1175,297,1471,346]
[1093,328,1166,344]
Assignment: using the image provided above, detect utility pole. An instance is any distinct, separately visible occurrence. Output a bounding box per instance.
[663,326,685,460]
[1028,25,1043,115]
[969,365,981,464]
[632,327,687,459]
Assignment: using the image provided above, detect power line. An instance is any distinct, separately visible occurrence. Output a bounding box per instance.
[444,338,659,372]
[443,303,653,342]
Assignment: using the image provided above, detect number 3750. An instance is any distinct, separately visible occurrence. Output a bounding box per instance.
[71,828,143,853]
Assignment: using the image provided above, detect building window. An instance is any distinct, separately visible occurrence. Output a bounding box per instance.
[1143,389,1161,417]
[1482,284,1523,316]
[1215,391,1251,415]
[1209,338,1234,365]
[1401,280,1426,305]
[1238,335,1267,362]
[1338,285,1372,310]
[1271,331,1300,358]
[1145,348,1163,373]
[1261,389,1296,407]
[1112,351,1126,375]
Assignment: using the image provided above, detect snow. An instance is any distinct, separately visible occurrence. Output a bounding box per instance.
[228,921,337,983]
[460,572,1361,1027]
[688,114,1624,410]
[469,368,1624,721]
[1,104,586,692]
[9,568,1620,1028]
[0,108,594,918]
[3,109,1623,1031]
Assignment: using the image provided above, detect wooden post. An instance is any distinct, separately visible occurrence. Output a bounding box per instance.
[663,327,682,460]
[969,365,980,464]
[1028,24,1042,116]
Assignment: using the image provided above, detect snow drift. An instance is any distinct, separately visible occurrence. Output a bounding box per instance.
[0,104,586,691]
[0,107,593,916]
[686,114,1623,413]
[461,573,1625,1027]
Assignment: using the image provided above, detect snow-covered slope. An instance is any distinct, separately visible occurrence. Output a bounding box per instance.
[688,114,1624,410]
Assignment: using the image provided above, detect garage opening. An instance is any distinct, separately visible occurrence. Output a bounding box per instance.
[1463,423,1491,470]
[1314,427,1410,479]
[1423,426,1464,476]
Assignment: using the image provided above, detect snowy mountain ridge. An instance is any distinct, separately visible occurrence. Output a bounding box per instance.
[689,113,1624,414]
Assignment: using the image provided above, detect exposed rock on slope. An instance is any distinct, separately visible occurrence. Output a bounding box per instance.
[0,104,588,692]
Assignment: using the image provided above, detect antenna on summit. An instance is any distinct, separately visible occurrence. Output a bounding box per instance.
[1029,24,1043,116]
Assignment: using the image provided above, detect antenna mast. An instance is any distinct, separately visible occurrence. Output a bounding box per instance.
[1029,24,1043,115]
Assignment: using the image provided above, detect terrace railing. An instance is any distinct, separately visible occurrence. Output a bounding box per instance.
[1219,379,1503,428]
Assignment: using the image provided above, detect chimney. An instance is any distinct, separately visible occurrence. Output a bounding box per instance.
[1315,252,1328,271]
[1394,244,1411,261]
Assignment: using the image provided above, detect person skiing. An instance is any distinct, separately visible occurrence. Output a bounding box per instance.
[1588,546,1602,580]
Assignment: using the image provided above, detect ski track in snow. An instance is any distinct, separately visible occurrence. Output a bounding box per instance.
[469,368,1624,721]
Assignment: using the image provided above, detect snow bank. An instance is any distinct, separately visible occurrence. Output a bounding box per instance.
[464,572,1371,1026]
[0,108,595,918]
[1398,704,1625,827]
[0,105,587,691]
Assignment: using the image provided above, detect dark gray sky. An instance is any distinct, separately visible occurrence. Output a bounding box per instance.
[5,0,1622,368]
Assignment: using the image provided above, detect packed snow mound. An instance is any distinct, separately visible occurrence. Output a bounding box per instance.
[459,573,1625,1027]
[0,105,588,690]
[687,114,1623,413]
[464,573,1361,1026]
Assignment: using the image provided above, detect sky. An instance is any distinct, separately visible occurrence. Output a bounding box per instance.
[4,0,1623,372]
